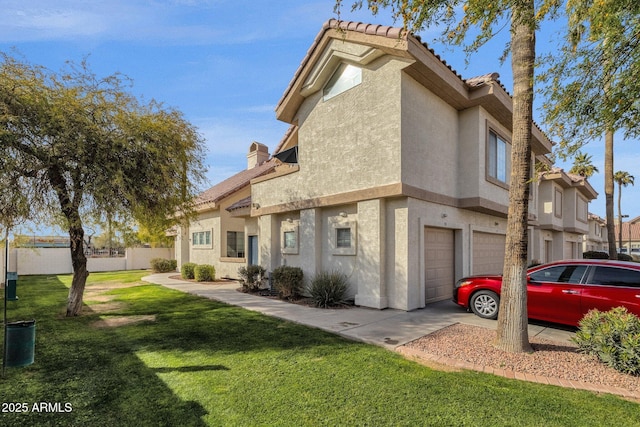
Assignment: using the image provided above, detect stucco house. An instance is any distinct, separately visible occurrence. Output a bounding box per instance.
[173,142,276,279]
[176,19,597,311]
[583,213,608,253]
[533,167,598,263]
[614,215,640,256]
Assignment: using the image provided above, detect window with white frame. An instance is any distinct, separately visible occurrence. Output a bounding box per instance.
[323,63,362,101]
[487,129,511,186]
[330,215,357,256]
[281,220,299,255]
[192,230,212,248]
[226,231,245,258]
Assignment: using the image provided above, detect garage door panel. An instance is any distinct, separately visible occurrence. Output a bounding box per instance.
[473,232,505,275]
[424,227,454,304]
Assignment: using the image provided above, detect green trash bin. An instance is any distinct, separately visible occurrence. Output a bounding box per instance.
[5,320,36,367]
[6,272,18,301]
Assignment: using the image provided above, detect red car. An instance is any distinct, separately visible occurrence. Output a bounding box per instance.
[453,259,640,326]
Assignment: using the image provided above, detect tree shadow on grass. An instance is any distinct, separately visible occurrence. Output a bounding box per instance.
[2,275,211,427]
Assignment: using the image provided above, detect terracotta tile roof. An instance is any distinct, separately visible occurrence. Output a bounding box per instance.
[277,19,523,114]
[195,159,276,206]
[226,196,252,212]
[466,72,501,88]
[614,222,640,240]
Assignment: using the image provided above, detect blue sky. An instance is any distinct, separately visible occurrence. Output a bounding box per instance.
[1,0,638,228]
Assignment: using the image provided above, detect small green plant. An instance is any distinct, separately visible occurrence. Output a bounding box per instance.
[194,264,216,282]
[271,265,304,300]
[150,258,177,273]
[572,307,640,376]
[238,265,266,292]
[309,270,350,308]
[181,262,197,280]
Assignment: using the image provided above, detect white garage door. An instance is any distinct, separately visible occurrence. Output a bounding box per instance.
[472,232,506,275]
[424,227,455,304]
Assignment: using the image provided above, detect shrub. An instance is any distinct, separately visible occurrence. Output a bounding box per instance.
[309,270,350,308]
[150,258,177,273]
[618,253,634,262]
[271,266,304,300]
[238,265,266,292]
[181,262,197,280]
[583,251,609,259]
[194,264,216,282]
[572,307,640,376]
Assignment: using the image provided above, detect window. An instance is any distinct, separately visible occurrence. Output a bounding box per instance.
[226,231,245,258]
[284,231,296,249]
[281,221,299,255]
[336,228,351,248]
[192,230,212,248]
[554,188,563,218]
[589,267,640,288]
[487,129,510,185]
[323,64,362,101]
[529,265,588,284]
[576,196,588,222]
[329,214,356,256]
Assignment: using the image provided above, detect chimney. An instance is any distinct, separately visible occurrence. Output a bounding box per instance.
[247,141,270,169]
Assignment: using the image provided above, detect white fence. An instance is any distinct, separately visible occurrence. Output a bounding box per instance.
[1,247,173,276]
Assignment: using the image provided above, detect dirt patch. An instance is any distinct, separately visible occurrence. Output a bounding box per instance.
[87,302,126,313]
[92,315,156,328]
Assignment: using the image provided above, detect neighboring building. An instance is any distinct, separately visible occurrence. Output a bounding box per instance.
[614,215,640,256]
[583,213,608,253]
[176,20,597,311]
[533,168,598,263]
[173,142,276,279]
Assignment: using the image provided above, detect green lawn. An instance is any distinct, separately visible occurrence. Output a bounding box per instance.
[1,271,638,426]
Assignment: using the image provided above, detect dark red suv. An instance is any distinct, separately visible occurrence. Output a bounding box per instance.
[453,259,640,326]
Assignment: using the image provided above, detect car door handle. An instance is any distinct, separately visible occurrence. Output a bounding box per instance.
[562,290,579,294]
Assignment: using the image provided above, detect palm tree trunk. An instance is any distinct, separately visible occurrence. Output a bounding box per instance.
[605,130,617,259]
[495,0,534,353]
[618,181,623,252]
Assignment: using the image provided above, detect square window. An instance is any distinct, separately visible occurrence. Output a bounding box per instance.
[329,215,357,256]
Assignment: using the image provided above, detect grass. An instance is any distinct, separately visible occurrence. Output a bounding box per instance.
[1,271,639,426]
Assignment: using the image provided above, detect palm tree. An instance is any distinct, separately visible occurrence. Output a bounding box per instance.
[614,170,635,252]
[569,151,599,178]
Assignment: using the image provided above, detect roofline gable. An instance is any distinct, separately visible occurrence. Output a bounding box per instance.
[276,19,552,155]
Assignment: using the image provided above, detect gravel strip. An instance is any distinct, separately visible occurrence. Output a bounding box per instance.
[405,323,639,394]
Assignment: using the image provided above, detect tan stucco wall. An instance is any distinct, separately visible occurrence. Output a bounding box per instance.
[179,186,252,279]
[400,74,459,197]
[253,54,406,209]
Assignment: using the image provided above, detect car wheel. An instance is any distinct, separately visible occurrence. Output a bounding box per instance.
[470,290,499,319]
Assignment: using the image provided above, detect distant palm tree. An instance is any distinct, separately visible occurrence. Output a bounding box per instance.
[569,151,599,178]
[614,170,635,252]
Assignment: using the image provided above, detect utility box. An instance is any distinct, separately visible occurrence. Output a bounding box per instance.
[6,272,18,301]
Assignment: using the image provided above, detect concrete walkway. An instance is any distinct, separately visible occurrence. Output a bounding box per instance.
[141,272,574,349]
[142,273,640,401]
